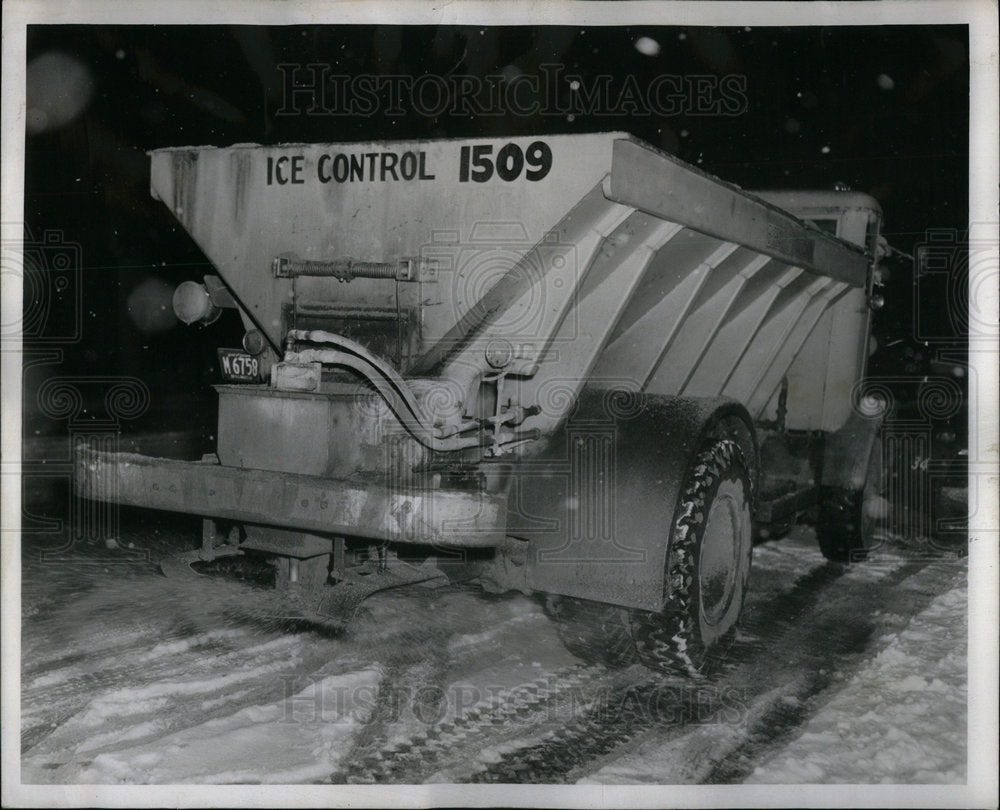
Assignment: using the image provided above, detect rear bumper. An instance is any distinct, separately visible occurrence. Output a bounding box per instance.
[74,448,507,548]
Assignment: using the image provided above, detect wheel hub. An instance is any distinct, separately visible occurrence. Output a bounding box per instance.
[699,478,750,629]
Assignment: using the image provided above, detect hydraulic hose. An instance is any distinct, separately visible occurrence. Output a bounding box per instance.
[286,328,425,423]
[285,330,491,452]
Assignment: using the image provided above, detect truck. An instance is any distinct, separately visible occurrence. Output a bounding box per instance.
[75,133,889,676]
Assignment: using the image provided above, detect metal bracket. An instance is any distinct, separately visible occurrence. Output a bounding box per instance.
[202,275,238,308]
[273,256,430,282]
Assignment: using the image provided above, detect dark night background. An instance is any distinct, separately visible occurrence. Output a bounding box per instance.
[22,23,969,455]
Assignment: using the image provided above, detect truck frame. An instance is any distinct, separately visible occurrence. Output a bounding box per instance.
[76,133,888,675]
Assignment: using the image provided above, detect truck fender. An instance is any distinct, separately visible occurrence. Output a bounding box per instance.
[820,404,885,492]
[508,388,758,613]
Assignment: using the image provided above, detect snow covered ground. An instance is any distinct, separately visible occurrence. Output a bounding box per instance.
[747,566,967,784]
[16,521,971,788]
[576,552,969,786]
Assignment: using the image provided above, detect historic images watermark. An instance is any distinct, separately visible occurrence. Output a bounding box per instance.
[276,63,749,118]
[278,676,750,728]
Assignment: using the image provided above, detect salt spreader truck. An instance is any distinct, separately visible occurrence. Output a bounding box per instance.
[76,133,889,675]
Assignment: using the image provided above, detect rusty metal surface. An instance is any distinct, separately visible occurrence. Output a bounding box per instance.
[75,448,507,548]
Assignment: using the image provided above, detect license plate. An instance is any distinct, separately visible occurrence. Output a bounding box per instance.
[217,348,260,382]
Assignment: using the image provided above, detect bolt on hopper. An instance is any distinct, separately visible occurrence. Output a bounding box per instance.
[77,133,888,675]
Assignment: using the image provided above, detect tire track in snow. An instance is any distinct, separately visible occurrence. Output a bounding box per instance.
[20,524,963,784]
[573,557,962,785]
[460,554,931,783]
[21,568,559,773]
[329,663,610,784]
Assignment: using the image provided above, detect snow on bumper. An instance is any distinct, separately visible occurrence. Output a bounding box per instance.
[74,448,507,548]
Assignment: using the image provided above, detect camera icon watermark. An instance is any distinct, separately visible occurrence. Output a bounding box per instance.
[1,222,82,345]
[852,374,970,557]
[909,225,997,554]
[15,375,152,559]
[914,227,998,342]
[419,221,581,350]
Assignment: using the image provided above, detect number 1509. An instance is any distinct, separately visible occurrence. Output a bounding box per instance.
[459,141,553,183]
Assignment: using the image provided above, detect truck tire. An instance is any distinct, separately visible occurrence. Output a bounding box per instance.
[544,595,638,668]
[817,439,884,562]
[632,439,754,676]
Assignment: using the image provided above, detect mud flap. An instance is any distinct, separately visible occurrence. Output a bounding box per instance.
[510,389,758,612]
[821,405,885,491]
